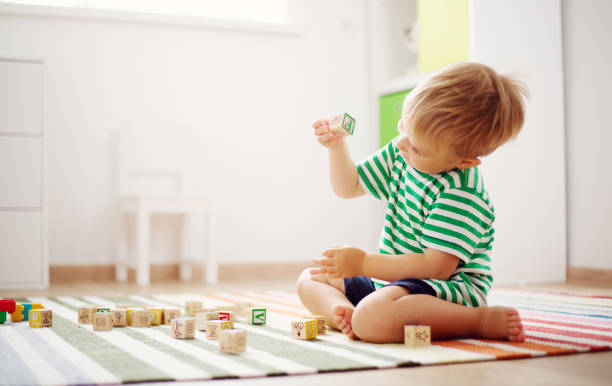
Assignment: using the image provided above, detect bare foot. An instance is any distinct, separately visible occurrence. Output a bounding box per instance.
[478,306,526,342]
[332,304,358,340]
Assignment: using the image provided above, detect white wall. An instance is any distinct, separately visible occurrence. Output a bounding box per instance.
[563,0,612,270]
[471,0,567,284]
[0,0,376,266]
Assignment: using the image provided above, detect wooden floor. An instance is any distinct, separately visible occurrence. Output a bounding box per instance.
[2,274,612,386]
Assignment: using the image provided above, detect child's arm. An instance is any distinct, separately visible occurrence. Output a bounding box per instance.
[313,118,365,199]
[312,246,459,282]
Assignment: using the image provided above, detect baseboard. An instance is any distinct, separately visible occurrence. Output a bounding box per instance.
[50,262,311,284]
[567,266,612,287]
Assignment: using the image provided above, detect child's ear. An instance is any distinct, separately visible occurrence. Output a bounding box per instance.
[456,157,481,170]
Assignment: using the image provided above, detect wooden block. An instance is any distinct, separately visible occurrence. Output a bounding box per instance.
[162,308,181,325]
[247,308,266,325]
[110,309,127,327]
[185,301,203,316]
[329,112,356,136]
[291,319,317,340]
[21,303,32,321]
[219,329,247,354]
[77,306,97,324]
[171,318,195,339]
[404,325,430,347]
[29,309,52,328]
[206,320,233,340]
[93,312,113,331]
[10,304,24,322]
[218,311,235,323]
[195,312,219,331]
[130,310,151,327]
[145,308,162,325]
[303,315,327,335]
[0,299,16,313]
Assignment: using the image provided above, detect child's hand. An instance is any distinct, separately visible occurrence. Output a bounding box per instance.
[311,246,366,279]
[312,117,345,148]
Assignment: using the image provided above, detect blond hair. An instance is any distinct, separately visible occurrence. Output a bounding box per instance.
[402,62,528,158]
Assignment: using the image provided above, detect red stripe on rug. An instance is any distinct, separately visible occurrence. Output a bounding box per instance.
[522,317,612,332]
[525,325,612,343]
[519,310,612,327]
[525,334,610,351]
[433,341,531,359]
[474,339,577,355]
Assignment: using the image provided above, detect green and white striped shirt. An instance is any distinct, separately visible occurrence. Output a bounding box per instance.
[356,138,495,307]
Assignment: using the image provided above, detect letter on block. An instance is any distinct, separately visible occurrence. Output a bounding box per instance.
[303,315,326,335]
[291,319,317,340]
[218,311,235,323]
[247,308,266,325]
[146,308,162,325]
[206,320,233,340]
[219,329,247,354]
[93,312,113,331]
[196,312,219,331]
[29,309,52,328]
[11,304,24,322]
[404,325,431,347]
[185,301,203,316]
[171,318,196,339]
[329,112,356,136]
[162,308,181,325]
[110,309,127,327]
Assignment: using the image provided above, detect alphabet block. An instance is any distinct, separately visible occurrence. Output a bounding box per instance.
[0,299,16,313]
[218,311,235,323]
[129,309,151,327]
[110,309,127,327]
[29,309,52,328]
[11,304,24,322]
[171,318,195,339]
[206,320,233,340]
[93,312,113,331]
[77,305,98,324]
[219,329,247,354]
[303,315,327,335]
[195,311,219,331]
[162,308,181,325]
[0,311,5,324]
[329,112,356,136]
[404,325,431,347]
[291,319,317,340]
[234,302,254,318]
[247,308,266,325]
[145,308,162,325]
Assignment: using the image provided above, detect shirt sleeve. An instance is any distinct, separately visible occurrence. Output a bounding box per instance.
[421,188,495,263]
[356,137,399,201]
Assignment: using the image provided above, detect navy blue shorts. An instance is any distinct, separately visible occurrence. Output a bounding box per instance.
[343,276,436,307]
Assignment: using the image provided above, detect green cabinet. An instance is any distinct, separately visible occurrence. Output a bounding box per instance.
[378,88,412,147]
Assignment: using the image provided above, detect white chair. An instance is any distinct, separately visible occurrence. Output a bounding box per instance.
[115,129,217,286]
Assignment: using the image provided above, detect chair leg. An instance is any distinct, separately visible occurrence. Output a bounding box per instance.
[136,208,150,286]
[116,212,128,282]
[205,210,218,284]
[179,214,192,281]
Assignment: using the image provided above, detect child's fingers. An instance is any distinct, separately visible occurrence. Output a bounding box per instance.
[309,267,327,275]
[312,119,329,129]
[313,257,333,266]
[314,126,330,136]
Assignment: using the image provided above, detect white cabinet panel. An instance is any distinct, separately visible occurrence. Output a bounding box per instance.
[0,59,43,134]
[0,211,43,287]
[0,137,42,207]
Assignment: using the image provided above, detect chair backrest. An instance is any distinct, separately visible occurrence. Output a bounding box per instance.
[118,128,195,196]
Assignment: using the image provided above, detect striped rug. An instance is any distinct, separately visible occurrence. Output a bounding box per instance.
[1,288,611,385]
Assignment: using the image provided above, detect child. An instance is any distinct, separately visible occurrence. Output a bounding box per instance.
[297,62,528,343]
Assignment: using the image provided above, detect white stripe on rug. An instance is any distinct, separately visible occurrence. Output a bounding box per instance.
[525,329,610,347]
[0,324,67,386]
[31,325,121,384]
[31,297,212,381]
[522,320,612,338]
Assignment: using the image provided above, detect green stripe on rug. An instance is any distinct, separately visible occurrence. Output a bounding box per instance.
[36,298,171,383]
